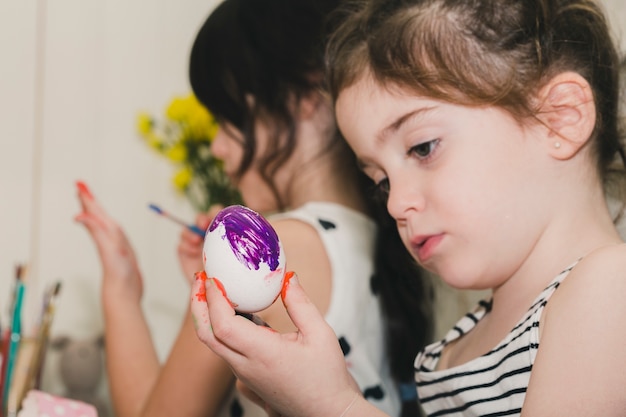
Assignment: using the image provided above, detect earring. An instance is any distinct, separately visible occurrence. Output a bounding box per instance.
[554,142,561,149]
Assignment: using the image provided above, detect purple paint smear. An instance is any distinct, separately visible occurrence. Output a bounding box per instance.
[209,205,281,271]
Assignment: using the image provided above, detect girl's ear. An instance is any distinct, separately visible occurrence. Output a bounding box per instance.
[297,90,326,120]
[535,72,596,160]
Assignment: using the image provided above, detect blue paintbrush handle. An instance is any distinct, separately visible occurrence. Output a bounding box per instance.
[149,203,206,237]
[187,224,206,237]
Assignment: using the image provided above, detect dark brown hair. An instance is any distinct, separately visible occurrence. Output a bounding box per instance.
[189,0,342,209]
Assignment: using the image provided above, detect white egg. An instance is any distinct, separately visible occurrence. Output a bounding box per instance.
[202,205,286,313]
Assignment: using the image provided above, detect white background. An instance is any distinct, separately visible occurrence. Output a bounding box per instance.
[1,0,221,402]
[1,0,625,407]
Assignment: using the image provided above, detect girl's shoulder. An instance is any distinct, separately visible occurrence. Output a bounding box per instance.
[267,202,375,249]
[549,243,626,306]
[523,244,626,414]
[565,242,626,288]
[269,202,374,228]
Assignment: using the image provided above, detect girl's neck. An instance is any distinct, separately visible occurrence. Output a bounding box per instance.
[284,155,367,216]
[489,187,622,330]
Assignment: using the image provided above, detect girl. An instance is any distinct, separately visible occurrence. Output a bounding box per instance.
[75,0,432,416]
[191,0,626,416]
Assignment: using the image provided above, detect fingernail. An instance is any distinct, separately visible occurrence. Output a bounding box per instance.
[281,271,296,302]
[195,271,208,281]
[76,180,93,199]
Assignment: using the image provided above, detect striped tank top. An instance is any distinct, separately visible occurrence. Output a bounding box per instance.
[414,263,577,416]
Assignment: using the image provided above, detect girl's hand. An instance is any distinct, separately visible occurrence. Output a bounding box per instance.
[74,181,143,306]
[191,271,363,417]
[177,205,223,284]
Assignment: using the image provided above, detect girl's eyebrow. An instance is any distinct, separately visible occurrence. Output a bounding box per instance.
[377,106,436,143]
[356,105,437,171]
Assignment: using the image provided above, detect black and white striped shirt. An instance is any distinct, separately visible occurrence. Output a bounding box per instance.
[414,264,575,416]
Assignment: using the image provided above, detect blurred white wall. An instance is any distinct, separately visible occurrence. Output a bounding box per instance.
[605,0,626,51]
[0,0,624,412]
[0,0,220,406]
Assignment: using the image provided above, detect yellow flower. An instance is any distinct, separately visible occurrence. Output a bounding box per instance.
[166,96,189,122]
[172,166,192,191]
[137,92,238,211]
[186,96,215,140]
[136,112,153,137]
[144,132,165,152]
[166,142,187,163]
[206,122,218,140]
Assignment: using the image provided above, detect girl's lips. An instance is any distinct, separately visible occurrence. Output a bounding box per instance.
[411,233,444,262]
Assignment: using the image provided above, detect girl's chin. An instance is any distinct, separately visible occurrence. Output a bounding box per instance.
[239,196,279,214]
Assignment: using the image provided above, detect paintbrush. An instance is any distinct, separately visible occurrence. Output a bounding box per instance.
[0,265,26,414]
[31,281,62,389]
[2,274,25,410]
[148,203,206,237]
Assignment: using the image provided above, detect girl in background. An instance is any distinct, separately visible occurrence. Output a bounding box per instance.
[191,0,626,415]
[75,0,432,416]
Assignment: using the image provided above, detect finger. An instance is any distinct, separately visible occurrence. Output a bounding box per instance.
[75,213,127,264]
[280,272,328,337]
[190,272,247,363]
[206,204,225,219]
[75,180,96,211]
[180,225,205,245]
[177,238,203,256]
[74,212,108,237]
[205,276,276,355]
[197,212,214,229]
[190,271,214,344]
[75,181,112,224]
[76,180,94,199]
[75,180,94,212]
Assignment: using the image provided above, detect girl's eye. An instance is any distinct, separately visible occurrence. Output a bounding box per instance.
[410,139,439,160]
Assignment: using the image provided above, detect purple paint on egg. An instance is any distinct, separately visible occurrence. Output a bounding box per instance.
[209,205,281,271]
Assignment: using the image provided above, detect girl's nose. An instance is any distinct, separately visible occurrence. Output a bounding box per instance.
[386,176,425,221]
[210,127,229,159]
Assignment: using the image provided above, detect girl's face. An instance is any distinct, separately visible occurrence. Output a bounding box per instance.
[336,76,551,291]
[210,120,290,214]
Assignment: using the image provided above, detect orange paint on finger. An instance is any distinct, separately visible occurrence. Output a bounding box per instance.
[195,284,207,302]
[194,271,208,302]
[212,278,228,298]
[281,271,295,301]
[210,278,239,309]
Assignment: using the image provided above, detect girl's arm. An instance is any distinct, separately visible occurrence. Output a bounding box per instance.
[75,184,236,417]
[138,310,235,416]
[76,185,345,416]
[75,182,160,417]
[142,217,342,416]
[522,244,626,416]
[192,271,390,417]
